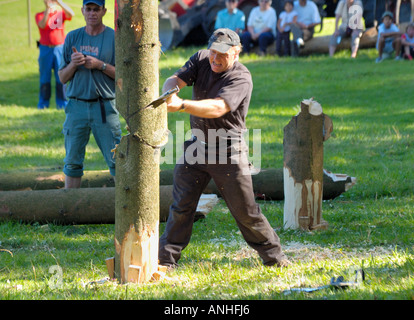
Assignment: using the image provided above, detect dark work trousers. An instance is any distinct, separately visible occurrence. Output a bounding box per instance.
[276,30,291,56]
[290,24,314,56]
[159,139,286,267]
[240,31,275,54]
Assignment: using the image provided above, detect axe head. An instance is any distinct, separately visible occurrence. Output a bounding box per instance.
[144,86,180,109]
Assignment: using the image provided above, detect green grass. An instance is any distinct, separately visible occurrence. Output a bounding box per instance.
[0,0,413,302]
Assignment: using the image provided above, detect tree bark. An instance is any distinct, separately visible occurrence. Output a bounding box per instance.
[114,0,166,284]
[283,99,332,230]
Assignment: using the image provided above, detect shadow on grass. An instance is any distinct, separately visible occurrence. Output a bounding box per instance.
[0,73,62,109]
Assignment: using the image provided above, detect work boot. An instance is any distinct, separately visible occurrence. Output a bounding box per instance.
[264,257,291,268]
[276,258,291,268]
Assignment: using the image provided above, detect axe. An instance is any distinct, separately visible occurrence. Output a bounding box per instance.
[143,85,180,110]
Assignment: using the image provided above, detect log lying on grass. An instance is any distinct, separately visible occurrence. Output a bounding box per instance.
[0,171,114,191]
[202,168,355,201]
[298,27,378,56]
[0,168,355,200]
[0,186,219,225]
[254,27,378,56]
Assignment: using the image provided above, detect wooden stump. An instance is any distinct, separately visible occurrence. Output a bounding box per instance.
[283,99,332,230]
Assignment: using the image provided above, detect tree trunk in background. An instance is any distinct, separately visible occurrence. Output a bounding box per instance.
[283,99,333,230]
[114,0,166,284]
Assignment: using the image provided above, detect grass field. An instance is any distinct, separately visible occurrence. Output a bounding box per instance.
[0,0,413,304]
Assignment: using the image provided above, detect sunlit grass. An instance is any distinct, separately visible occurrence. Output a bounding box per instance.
[1,198,413,300]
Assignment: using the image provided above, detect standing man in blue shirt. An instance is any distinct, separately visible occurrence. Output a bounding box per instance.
[58,0,121,188]
[214,0,245,35]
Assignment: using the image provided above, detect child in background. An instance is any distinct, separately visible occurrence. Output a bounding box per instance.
[401,23,414,60]
[376,11,402,63]
[276,0,297,56]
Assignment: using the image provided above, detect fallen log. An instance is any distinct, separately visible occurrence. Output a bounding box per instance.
[298,27,378,56]
[0,168,355,200]
[0,186,218,225]
[203,168,355,201]
[251,27,378,56]
[0,171,114,191]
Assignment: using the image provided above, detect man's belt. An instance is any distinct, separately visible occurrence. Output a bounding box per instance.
[192,136,238,148]
[68,97,115,124]
[39,43,61,48]
[68,97,114,102]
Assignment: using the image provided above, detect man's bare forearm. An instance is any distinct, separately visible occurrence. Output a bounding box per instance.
[57,0,74,18]
[58,62,77,84]
[179,98,230,118]
[162,75,186,93]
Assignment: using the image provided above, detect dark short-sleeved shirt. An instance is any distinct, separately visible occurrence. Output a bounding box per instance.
[175,49,253,143]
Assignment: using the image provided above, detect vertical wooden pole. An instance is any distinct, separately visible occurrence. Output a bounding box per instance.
[283,99,332,230]
[27,0,32,47]
[114,0,167,284]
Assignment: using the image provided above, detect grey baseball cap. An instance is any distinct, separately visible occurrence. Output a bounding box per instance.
[208,28,241,53]
[381,11,394,20]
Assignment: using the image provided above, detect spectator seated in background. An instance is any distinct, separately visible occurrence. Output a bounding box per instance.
[214,0,245,35]
[276,0,297,57]
[376,11,402,63]
[329,0,364,58]
[401,22,414,60]
[290,0,321,56]
[240,0,277,56]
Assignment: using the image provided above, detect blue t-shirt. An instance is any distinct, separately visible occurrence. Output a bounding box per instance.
[214,8,245,32]
[59,26,115,100]
[376,23,400,49]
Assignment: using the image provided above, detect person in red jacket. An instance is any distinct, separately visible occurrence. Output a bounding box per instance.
[35,0,74,109]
